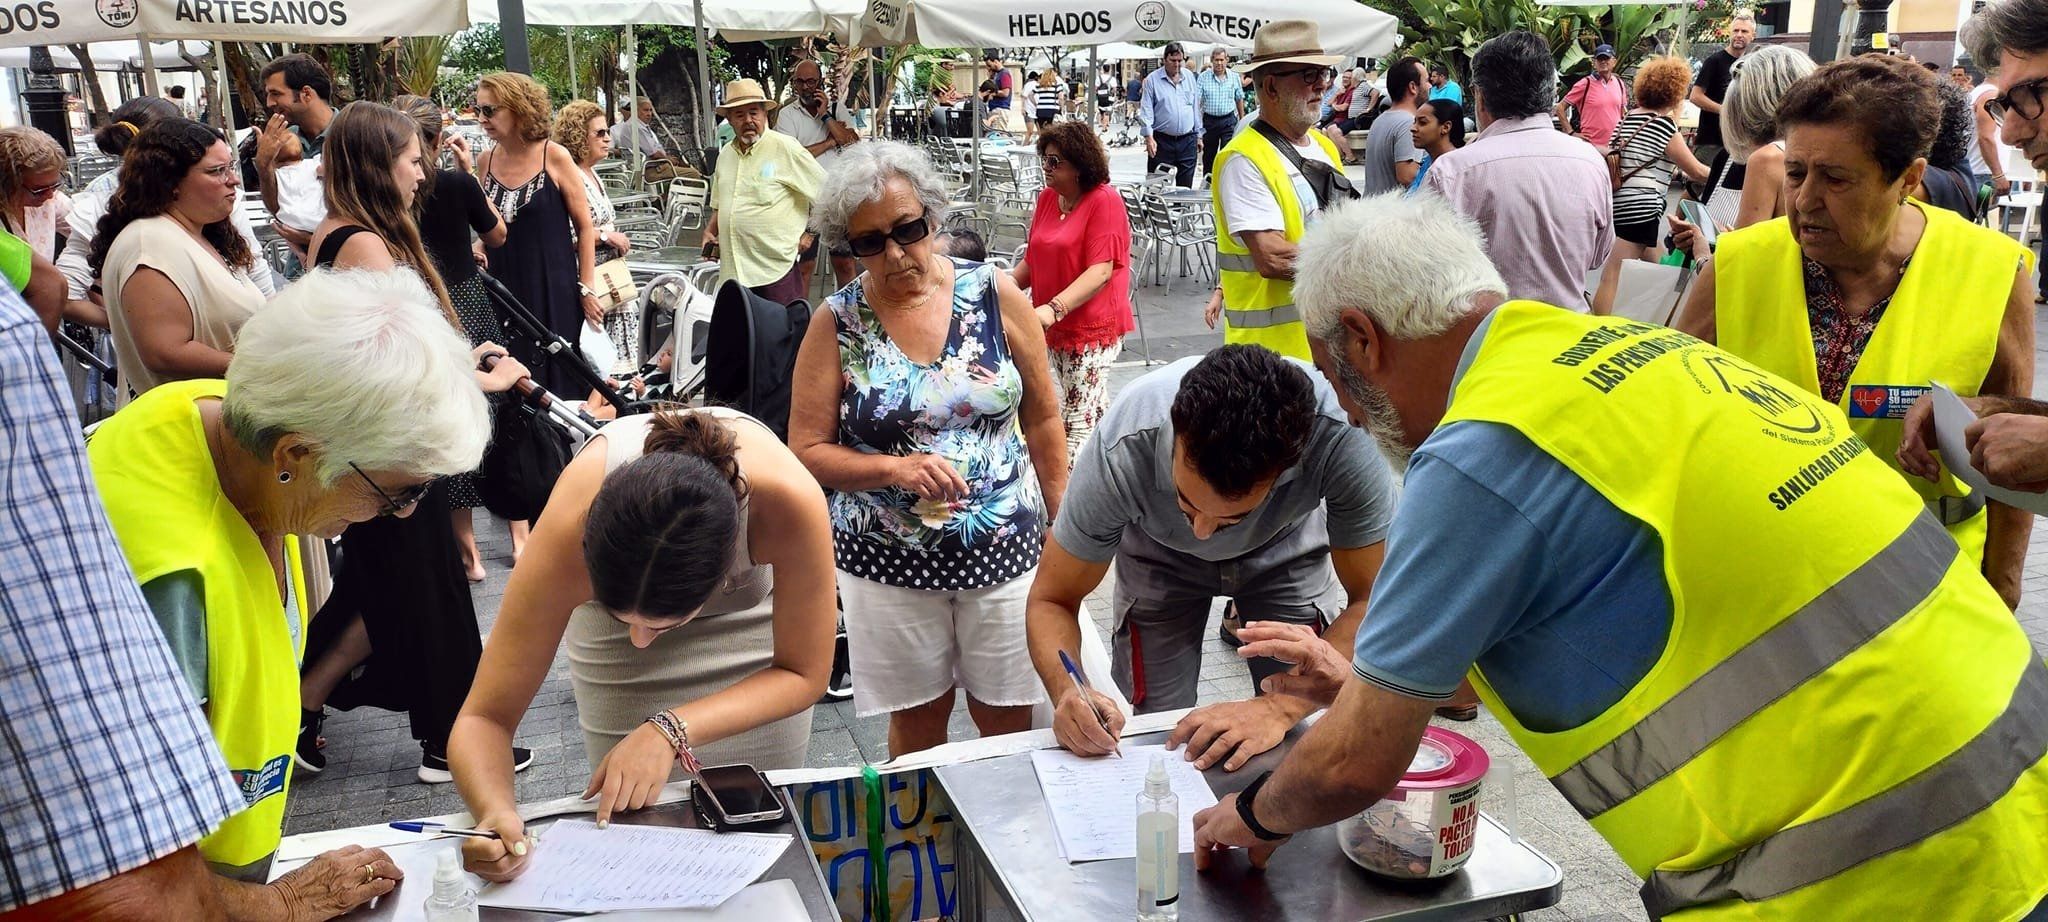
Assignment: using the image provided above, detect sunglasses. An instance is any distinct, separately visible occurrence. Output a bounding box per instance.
[1042,153,1066,169]
[349,461,435,517]
[477,103,501,118]
[1987,76,2047,123]
[1267,66,1335,85]
[591,127,611,138]
[846,215,932,258]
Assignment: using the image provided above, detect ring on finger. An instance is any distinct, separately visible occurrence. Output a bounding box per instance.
[362,863,376,884]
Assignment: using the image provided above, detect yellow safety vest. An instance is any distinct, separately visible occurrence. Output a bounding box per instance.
[1445,303,2048,921]
[1208,125,1343,361]
[1715,199,2034,562]
[88,379,306,869]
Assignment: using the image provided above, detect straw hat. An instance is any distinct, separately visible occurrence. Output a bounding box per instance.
[715,78,776,113]
[1237,20,1345,73]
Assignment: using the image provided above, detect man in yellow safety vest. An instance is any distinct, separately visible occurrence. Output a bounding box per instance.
[1191,193,2048,921]
[1210,20,1356,362]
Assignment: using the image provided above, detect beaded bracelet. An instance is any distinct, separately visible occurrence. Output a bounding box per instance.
[645,709,703,773]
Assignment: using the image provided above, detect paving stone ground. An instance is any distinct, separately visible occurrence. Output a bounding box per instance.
[282,152,2048,921]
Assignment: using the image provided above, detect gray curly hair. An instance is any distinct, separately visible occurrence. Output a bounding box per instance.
[809,140,952,251]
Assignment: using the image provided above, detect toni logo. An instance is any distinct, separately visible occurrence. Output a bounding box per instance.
[96,0,137,29]
[1136,1,1164,31]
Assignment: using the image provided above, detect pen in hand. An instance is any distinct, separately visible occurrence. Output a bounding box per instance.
[1059,649,1122,758]
[389,820,501,840]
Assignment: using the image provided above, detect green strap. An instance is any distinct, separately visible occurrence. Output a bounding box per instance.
[862,764,890,921]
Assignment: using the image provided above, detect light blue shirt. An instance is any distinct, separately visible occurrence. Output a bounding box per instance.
[1195,69,1243,117]
[1350,312,1671,732]
[1140,66,1201,137]
[1428,80,1464,106]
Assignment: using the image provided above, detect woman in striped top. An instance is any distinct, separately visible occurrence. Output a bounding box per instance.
[1591,55,1712,315]
[1033,70,1068,129]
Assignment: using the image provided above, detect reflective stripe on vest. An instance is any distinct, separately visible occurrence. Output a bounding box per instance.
[1225,303,1301,329]
[1217,252,1257,272]
[1552,513,1952,818]
[1642,658,2048,919]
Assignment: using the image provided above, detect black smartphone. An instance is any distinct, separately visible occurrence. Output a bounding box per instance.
[694,764,786,828]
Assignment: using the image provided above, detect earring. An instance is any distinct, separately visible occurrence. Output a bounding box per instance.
[278,471,292,484]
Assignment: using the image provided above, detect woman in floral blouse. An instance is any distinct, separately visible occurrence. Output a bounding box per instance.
[789,141,1068,757]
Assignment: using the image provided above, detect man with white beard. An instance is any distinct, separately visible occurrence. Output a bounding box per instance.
[1188,193,2048,921]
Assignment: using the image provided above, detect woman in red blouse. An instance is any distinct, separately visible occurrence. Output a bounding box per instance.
[1010,121,1135,460]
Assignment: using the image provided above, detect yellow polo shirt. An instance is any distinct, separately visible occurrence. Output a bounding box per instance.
[711,129,825,288]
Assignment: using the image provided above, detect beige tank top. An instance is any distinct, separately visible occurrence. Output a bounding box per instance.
[104,215,266,406]
[584,407,770,615]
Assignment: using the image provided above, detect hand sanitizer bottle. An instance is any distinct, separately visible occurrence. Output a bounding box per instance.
[1135,755,1180,921]
[422,849,479,922]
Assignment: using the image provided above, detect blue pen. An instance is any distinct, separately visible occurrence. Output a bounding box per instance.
[1059,649,1122,758]
[389,820,500,840]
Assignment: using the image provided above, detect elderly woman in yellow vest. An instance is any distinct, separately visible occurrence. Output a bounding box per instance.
[1675,55,2037,607]
[1210,20,1349,362]
[86,268,525,918]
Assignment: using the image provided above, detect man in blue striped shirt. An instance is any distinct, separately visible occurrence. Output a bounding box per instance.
[1141,42,1203,187]
[1197,47,1247,177]
[0,283,243,917]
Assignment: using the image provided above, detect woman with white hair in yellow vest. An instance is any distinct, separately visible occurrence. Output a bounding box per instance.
[87,268,527,918]
[1676,54,2037,607]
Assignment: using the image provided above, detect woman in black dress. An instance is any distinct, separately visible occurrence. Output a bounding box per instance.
[295,101,535,783]
[474,71,602,396]
[395,94,519,580]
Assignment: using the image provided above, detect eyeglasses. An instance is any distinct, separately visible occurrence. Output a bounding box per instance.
[1987,76,2047,123]
[1267,66,1335,86]
[349,461,435,517]
[792,77,823,87]
[1042,153,1066,169]
[23,179,60,196]
[846,215,932,257]
[199,163,235,180]
[591,127,611,138]
[477,103,501,118]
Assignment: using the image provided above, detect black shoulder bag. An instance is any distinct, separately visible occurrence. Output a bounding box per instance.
[1251,119,1359,209]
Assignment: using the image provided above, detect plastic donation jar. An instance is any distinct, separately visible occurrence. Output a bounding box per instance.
[1336,726,1490,879]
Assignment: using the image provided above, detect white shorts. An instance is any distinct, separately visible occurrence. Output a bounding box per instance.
[837,568,1046,718]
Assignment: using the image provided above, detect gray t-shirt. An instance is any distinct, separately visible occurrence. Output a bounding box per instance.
[1362,108,1424,195]
[1053,356,1399,562]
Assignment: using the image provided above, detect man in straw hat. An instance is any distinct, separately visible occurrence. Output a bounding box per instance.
[703,78,825,306]
[1210,20,1357,362]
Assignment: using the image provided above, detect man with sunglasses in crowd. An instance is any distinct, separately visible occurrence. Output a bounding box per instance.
[1210,20,1355,362]
[778,59,862,289]
[704,79,825,307]
[1900,0,2048,490]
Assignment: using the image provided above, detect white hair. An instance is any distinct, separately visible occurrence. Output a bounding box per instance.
[1722,44,1817,160]
[1295,193,1507,344]
[810,140,952,251]
[223,268,489,485]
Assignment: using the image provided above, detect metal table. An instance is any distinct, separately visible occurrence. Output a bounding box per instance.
[936,729,1562,922]
[1160,188,1211,205]
[275,793,837,921]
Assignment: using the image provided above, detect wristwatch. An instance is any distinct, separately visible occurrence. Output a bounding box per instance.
[1235,771,1290,841]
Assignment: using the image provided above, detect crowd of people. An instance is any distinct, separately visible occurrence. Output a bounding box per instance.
[3,2,2048,919]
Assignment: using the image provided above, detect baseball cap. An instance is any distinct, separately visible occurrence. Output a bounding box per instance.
[1593,43,1616,58]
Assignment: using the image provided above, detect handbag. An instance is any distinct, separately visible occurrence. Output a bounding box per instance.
[591,257,639,312]
[1606,117,1661,191]
[1251,119,1358,210]
[477,397,573,522]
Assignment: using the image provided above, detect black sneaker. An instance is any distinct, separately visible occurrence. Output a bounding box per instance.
[293,708,326,774]
[418,744,533,784]
[1217,600,1246,648]
[824,628,854,703]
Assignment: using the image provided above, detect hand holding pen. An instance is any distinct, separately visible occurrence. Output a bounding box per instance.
[1055,650,1126,758]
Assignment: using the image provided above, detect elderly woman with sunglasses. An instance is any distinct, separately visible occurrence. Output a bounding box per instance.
[1012,121,1133,459]
[86,267,521,918]
[789,140,1068,758]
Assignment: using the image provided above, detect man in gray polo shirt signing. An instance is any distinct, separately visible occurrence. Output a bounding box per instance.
[1027,345,1399,771]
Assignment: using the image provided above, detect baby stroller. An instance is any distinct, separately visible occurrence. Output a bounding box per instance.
[630,266,811,438]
